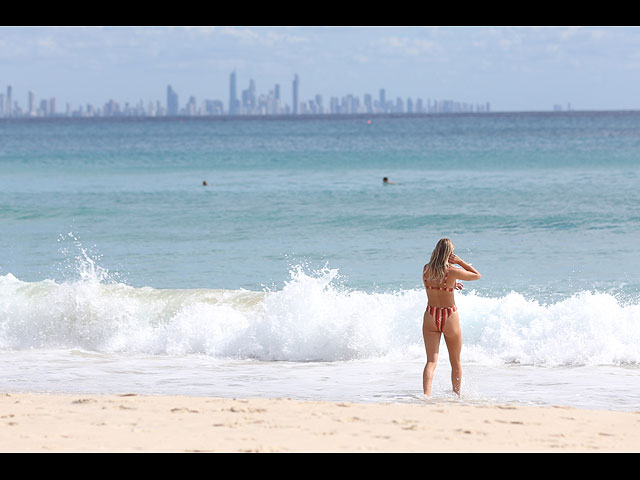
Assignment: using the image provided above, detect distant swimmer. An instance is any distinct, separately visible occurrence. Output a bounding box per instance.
[383,177,396,185]
[203,180,208,186]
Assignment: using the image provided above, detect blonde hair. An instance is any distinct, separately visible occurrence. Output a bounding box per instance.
[424,238,454,284]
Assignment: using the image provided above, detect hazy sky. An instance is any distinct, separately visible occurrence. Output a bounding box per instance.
[3,26,640,112]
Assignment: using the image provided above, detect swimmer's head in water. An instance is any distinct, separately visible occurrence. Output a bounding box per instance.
[383,177,389,182]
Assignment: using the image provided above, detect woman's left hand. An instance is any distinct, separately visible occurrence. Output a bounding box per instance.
[449,253,462,265]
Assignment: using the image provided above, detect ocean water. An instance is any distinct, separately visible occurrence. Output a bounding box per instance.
[1,112,639,412]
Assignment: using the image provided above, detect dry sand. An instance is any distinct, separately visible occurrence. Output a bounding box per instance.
[1,392,639,452]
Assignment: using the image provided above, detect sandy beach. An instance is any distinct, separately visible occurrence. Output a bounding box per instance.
[1,393,638,452]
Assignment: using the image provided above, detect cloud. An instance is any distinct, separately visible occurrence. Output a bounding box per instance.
[216,27,261,44]
[371,34,442,61]
[212,27,311,49]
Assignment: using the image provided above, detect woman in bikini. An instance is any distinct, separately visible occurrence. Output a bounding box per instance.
[422,238,481,397]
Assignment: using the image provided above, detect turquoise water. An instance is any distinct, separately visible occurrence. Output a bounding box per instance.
[1,113,639,410]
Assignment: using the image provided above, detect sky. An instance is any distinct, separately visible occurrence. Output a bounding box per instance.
[2,26,640,112]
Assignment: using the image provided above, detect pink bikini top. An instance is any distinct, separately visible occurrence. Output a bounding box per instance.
[423,265,455,292]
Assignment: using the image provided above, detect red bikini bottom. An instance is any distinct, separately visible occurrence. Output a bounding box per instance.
[425,305,457,332]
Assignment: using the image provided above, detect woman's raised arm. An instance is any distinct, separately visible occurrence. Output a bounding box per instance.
[449,253,482,281]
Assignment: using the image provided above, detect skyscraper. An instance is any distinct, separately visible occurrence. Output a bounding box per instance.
[292,74,299,115]
[364,94,372,114]
[229,71,238,115]
[28,91,35,116]
[167,85,178,116]
[6,86,12,116]
[242,79,256,113]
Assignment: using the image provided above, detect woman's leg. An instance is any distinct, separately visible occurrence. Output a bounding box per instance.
[422,313,442,396]
[443,312,463,396]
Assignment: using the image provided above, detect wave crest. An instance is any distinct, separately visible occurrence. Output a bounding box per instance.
[1,261,639,365]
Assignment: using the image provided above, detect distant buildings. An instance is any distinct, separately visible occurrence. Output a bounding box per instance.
[229,71,238,115]
[292,74,299,115]
[0,74,495,119]
[167,85,178,116]
[553,103,572,112]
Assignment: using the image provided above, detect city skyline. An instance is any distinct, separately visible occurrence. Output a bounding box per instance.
[2,26,640,113]
[0,71,495,118]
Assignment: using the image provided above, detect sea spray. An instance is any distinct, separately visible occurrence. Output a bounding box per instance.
[1,261,640,366]
[1,238,639,363]
[457,290,640,366]
[244,265,422,361]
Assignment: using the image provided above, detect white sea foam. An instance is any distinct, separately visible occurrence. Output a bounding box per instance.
[1,255,639,365]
